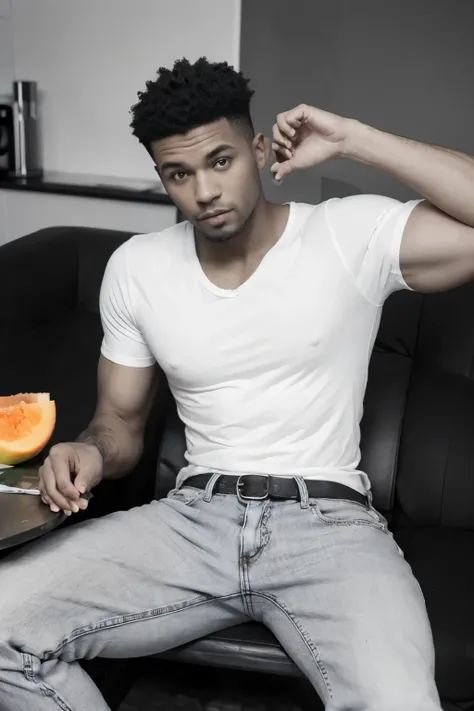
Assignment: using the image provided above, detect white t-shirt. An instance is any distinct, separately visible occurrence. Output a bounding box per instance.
[100,195,421,493]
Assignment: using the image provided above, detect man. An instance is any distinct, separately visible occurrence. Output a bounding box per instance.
[0,56,473,711]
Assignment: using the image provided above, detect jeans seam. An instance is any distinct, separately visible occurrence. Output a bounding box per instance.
[239,504,254,617]
[22,653,73,711]
[43,592,241,660]
[242,503,272,617]
[250,592,333,699]
[310,505,386,531]
[259,501,271,549]
[247,501,272,562]
[310,497,368,505]
[21,653,36,682]
[166,488,205,507]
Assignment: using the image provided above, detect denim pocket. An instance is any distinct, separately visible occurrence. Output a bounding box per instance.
[166,486,205,507]
[310,497,388,532]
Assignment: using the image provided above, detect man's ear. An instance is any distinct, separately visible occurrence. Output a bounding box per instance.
[252,132,270,170]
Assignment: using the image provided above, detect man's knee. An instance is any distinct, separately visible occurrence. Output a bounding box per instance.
[0,564,49,655]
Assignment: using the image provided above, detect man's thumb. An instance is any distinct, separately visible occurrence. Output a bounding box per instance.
[272,159,293,182]
[74,472,92,494]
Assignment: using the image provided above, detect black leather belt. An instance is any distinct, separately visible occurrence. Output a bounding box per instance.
[185,473,369,506]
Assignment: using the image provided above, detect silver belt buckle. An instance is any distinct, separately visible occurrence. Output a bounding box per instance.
[236,474,270,502]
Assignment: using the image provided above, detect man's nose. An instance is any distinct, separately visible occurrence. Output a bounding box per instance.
[195,172,221,205]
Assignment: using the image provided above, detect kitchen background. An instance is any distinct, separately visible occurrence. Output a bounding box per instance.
[1,0,473,244]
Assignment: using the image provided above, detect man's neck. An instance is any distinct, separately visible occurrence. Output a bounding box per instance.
[195,199,290,266]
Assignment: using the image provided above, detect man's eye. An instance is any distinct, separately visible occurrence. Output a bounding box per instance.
[172,172,187,182]
[215,158,231,169]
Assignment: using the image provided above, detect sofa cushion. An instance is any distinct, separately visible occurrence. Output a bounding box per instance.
[159,621,301,677]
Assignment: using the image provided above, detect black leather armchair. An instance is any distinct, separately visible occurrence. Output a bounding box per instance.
[1,226,474,710]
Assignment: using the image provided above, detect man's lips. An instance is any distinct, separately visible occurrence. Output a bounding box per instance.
[198,209,232,221]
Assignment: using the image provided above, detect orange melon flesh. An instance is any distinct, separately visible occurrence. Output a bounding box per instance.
[0,392,50,408]
[0,400,56,465]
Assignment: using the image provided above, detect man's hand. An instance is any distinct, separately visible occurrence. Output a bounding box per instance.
[271,104,352,182]
[39,442,104,515]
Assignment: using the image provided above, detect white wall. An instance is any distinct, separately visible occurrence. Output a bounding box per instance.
[0,0,13,98]
[5,0,241,179]
[0,190,176,243]
[241,0,474,205]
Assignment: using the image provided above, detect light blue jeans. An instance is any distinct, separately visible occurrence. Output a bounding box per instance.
[0,476,442,711]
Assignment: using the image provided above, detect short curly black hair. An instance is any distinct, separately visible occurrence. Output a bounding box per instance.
[130,57,255,151]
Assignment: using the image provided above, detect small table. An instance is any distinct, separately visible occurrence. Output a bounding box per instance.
[0,465,66,551]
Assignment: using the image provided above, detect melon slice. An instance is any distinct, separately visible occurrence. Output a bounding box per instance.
[0,395,56,466]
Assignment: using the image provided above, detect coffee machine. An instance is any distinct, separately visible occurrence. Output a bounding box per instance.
[0,81,43,178]
[0,104,14,176]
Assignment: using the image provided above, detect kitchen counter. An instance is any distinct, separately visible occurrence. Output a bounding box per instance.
[0,171,174,206]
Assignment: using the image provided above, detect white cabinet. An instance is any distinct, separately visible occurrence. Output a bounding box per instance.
[0,189,176,244]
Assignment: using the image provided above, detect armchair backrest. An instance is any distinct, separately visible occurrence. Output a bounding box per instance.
[389,285,474,528]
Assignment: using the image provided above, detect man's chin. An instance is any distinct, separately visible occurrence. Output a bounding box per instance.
[198,221,243,243]
[204,230,239,244]
[193,213,245,243]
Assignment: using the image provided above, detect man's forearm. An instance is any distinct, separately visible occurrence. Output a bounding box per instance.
[342,120,474,228]
[76,413,144,479]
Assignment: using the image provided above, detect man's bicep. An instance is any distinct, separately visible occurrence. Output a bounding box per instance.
[95,356,161,435]
[400,201,474,292]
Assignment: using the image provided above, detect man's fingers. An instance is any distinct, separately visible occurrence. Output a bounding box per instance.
[287,116,302,128]
[272,124,292,150]
[40,458,74,514]
[38,442,101,516]
[49,447,80,501]
[272,142,292,162]
[78,497,89,511]
[39,482,54,508]
[276,114,296,140]
[40,492,55,509]
[73,475,90,511]
[38,463,60,511]
[270,159,293,182]
[276,108,304,140]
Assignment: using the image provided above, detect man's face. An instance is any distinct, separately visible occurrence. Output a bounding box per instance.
[152,119,268,243]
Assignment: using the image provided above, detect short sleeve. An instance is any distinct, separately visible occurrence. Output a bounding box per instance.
[99,241,155,368]
[326,194,424,305]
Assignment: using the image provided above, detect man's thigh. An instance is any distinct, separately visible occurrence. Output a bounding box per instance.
[252,498,442,711]
[0,487,244,663]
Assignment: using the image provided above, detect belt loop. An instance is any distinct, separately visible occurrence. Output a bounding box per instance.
[203,472,221,503]
[294,476,310,509]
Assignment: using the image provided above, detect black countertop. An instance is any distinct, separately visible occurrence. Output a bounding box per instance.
[0,171,175,206]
